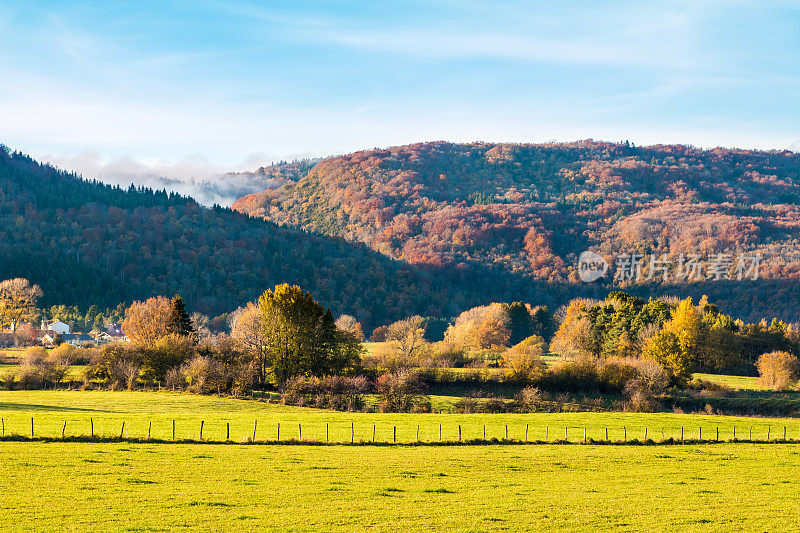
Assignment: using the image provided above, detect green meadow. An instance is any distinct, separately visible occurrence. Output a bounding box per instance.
[0,390,797,443]
[1,441,799,531]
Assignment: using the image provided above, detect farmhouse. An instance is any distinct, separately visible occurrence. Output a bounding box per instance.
[41,319,70,335]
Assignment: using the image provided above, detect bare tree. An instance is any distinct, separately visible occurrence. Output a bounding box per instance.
[385,316,426,359]
[335,314,365,341]
[230,302,269,385]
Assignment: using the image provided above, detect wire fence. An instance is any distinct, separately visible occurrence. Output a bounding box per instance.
[2,417,799,445]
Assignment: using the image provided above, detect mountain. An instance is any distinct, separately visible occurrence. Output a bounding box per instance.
[233,140,800,323]
[0,146,521,328]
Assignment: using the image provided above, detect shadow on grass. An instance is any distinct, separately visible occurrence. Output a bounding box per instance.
[0,403,115,413]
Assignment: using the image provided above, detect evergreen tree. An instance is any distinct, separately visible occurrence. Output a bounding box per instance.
[166,295,195,338]
[506,302,534,345]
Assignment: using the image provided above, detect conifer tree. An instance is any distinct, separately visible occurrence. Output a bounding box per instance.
[166,295,195,338]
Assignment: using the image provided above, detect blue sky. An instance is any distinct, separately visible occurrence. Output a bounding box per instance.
[1,0,799,181]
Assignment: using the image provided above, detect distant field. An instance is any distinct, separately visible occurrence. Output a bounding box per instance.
[0,364,87,381]
[0,391,796,443]
[693,372,770,391]
[1,441,799,531]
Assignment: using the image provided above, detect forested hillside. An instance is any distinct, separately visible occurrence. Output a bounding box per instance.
[233,141,800,323]
[3,142,800,329]
[0,146,508,327]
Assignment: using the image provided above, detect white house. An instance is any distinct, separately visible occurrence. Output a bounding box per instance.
[41,319,70,335]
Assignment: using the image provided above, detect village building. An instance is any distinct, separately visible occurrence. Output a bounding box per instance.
[40,319,70,335]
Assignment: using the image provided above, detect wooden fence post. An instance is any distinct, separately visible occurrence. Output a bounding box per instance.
[373,424,375,443]
[733,426,736,440]
[351,422,354,444]
[416,425,419,442]
[1,417,4,436]
[716,427,719,442]
[483,425,486,440]
[62,420,66,439]
[644,428,647,440]
[526,424,529,442]
[225,422,229,441]
[505,425,508,440]
[458,425,461,442]
[91,418,94,438]
[326,423,329,442]
[605,428,608,441]
[564,427,567,441]
[439,424,442,441]
[200,421,204,440]
[172,419,176,441]
[583,428,587,443]
[699,427,702,440]
[784,427,787,440]
[120,421,125,438]
[277,422,280,441]
[623,427,626,441]
[768,426,771,441]
[394,426,397,443]
[31,417,33,438]
[148,422,152,440]
[298,423,301,440]
[749,426,752,441]
[681,427,683,442]
[661,428,664,440]
[252,420,257,442]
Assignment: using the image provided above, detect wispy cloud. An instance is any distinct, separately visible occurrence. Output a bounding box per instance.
[0,0,798,185]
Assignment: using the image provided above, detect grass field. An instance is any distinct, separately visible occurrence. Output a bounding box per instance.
[1,441,799,531]
[3,390,800,531]
[1,390,797,443]
[693,372,769,391]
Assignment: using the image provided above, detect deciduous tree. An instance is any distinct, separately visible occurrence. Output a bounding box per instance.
[0,278,42,332]
[122,296,171,346]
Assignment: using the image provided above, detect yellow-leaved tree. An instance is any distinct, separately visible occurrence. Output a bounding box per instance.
[644,297,700,385]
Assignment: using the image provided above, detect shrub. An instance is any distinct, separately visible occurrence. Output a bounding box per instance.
[48,343,90,366]
[88,343,143,388]
[539,355,602,392]
[624,388,660,412]
[141,334,195,383]
[502,335,547,383]
[21,346,47,366]
[281,375,369,411]
[16,364,42,390]
[418,342,467,368]
[376,370,428,412]
[113,359,141,390]
[537,355,670,399]
[756,351,799,390]
[182,355,229,394]
[18,346,70,389]
[515,386,543,412]
[598,358,642,392]
[164,366,185,391]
